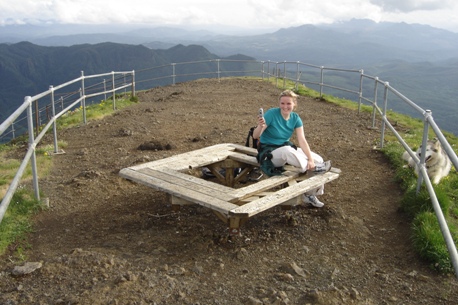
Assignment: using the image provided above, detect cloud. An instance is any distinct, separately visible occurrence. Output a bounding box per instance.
[370,0,454,13]
[1,0,457,33]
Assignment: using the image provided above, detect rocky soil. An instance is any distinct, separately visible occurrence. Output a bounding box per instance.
[1,78,457,304]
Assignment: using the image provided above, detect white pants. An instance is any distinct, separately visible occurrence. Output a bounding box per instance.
[270,146,324,196]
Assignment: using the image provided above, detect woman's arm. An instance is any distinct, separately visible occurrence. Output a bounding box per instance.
[252,116,267,139]
[295,127,316,170]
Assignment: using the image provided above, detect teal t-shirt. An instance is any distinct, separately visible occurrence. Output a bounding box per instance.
[260,108,303,145]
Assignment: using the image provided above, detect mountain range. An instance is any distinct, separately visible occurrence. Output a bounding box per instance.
[1,19,457,136]
[0,42,253,123]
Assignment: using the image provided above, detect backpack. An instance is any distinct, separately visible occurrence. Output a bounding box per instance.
[245,126,258,149]
[244,126,263,181]
[202,126,261,181]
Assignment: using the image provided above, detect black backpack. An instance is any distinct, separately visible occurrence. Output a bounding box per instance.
[245,126,258,149]
[203,126,260,180]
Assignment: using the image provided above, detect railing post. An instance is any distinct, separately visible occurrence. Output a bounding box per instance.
[131,70,136,97]
[123,73,127,95]
[35,100,40,136]
[103,79,107,102]
[283,61,286,88]
[50,85,59,153]
[217,59,221,82]
[416,110,432,193]
[372,77,378,128]
[267,61,270,81]
[320,66,324,97]
[380,82,389,148]
[27,97,40,201]
[78,89,86,124]
[172,63,176,85]
[81,71,87,124]
[11,121,15,140]
[358,69,364,113]
[112,71,116,110]
[295,62,300,90]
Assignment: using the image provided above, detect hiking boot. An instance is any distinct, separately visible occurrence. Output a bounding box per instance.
[248,168,263,181]
[313,160,331,174]
[302,194,325,208]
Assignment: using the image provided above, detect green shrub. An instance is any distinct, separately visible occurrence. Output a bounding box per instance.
[412,212,455,273]
[0,188,44,256]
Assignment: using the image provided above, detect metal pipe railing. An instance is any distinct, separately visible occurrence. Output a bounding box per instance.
[0,70,134,225]
[0,59,457,277]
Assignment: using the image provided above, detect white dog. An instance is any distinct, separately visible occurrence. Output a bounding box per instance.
[402,138,452,184]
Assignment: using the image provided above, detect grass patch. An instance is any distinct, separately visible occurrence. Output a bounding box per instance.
[412,212,457,273]
[56,94,136,129]
[0,188,43,257]
[382,139,458,273]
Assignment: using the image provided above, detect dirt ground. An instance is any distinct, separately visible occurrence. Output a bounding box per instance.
[1,78,457,305]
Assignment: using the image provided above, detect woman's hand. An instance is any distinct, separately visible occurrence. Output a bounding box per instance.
[307,159,316,170]
[253,116,266,139]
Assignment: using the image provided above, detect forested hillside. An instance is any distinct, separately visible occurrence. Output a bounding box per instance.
[0,42,254,123]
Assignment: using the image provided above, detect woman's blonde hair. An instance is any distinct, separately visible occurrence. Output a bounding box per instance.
[279,90,298,109]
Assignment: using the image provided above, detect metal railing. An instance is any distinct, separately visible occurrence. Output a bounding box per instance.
[270,60,458,277]
[0,59,457,277]
[0,70,135,223]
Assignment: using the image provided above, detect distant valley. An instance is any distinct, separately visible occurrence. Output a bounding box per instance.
[1,19,457,136]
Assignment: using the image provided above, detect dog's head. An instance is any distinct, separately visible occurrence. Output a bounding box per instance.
[417,138,441,163]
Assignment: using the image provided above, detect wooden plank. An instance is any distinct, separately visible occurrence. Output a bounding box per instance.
[170,195,193,206]
[125,143,235,171]
[227,152,259,166]
[119,168,239,214]
[138,168,237,202]
[228,143,258,156]
[156,167,234,194]
[228,171,301,200]
[229,171,340,217]
[282,179,302,206]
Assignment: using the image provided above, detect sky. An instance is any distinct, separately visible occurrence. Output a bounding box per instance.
[1,0,458,33]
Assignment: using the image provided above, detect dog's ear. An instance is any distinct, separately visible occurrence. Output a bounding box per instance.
[433,139,441,149]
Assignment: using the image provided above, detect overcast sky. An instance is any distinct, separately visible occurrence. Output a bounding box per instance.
[1,0,457,33]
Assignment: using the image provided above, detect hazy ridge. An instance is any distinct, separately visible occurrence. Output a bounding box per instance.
[1,19,457,135]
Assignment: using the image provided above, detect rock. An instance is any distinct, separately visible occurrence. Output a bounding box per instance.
[236,248,249,260]
[280,261,307,278]
[299,289,323,304]
[138,140,173,151]
[275,272,294,282]
[193,262,203,274]
[118,128,133,136]
[350,287,361,299]
[246,296,263,305]
[12,262,43,276]
[77,170,102,179]
[124,271,138,281]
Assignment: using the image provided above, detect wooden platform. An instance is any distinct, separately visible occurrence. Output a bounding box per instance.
[119,143,340,233]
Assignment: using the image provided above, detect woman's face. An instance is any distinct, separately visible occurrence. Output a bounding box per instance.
[279,96,295,116]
